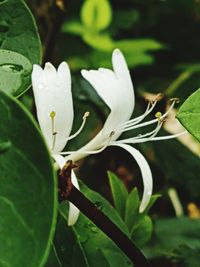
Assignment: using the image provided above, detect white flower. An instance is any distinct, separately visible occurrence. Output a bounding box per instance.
[32,62,89,225]
[62,49,185,213]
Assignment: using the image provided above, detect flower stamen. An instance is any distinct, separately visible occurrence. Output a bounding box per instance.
[60,130,114,156]
[116,98,177,134]
[50,111,57,150]
[66,111,90,142]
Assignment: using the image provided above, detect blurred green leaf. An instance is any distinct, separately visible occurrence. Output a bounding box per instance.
[62,21,85,36]
[108,171,128,219]
[81,0,112,31]
[151,136,200,202]
[177,88,200,142]
[0,0,41,64]
[0,49,32,96]
[83,32,114,51]
[173,245,200,267]
[0,91,57,267]
[145,217,200,258]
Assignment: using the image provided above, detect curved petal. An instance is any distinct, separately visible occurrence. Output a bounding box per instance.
[68,170,80,226]
[32,62,73,153]
[111,143,153,213]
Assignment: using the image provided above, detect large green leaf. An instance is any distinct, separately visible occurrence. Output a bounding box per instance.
[0,91,57,267]
[177,88,200,142]
[0,0,41,64]
[0,49,32,96]
[52,182,133,267]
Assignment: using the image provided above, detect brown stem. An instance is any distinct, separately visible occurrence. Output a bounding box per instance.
[59,162,150,267]
[43,1,68,63]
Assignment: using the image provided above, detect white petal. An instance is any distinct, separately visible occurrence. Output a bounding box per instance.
[52,154,66,169]
[68,170,80,226]
[32,62,74,153]
[112,49,130,77]
[111,143,153,213]
[81,49,134,138]
[81,69,116,109]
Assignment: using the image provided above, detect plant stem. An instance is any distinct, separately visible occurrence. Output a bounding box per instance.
[43,1,68,63]
[59,162,150,267]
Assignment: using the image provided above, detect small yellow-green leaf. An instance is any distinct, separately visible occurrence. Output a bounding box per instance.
[81,0,112,31]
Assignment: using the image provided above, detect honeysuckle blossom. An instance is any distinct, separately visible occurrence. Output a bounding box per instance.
[31,62,89,225]
[62,49,186,212]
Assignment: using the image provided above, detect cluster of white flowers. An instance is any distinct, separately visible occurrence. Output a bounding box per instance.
[32,49,185,226]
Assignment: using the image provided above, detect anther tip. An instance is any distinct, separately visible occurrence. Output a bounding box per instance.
[170,97,180,104]
[154,93,163,102]
[155,111,162,119]
[83,111,90,119]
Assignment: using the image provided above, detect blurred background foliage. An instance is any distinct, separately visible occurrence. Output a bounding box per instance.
[26,0,200,266]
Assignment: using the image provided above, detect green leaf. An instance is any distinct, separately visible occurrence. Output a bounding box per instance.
[108,171,128,219]
[177,88,200,142]
[62,21,85,36]
[124,188,155,247]
[101,249,132,267]
[124,188,140,231]
[81,0,112,31]
[131,216,153,247]
[0,91,57,267]
[173,245,200,267]
[0,49,32,96]
[83,32,114,51]
[144,217,200,258]
[56,181,133,267]
[0,0,41,64]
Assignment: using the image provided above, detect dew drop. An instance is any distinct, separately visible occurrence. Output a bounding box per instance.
[0,63,23,73]
[91,226,98,233]
[94,201,104,210]
[0,140,11,153]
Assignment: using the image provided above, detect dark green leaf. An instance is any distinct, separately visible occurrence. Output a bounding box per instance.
[0,49,32,96]
[177,88,200,142]
[173,245,200,267]
[0,91,57,267]
[0,0,41,64]
[108,171,128,219]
